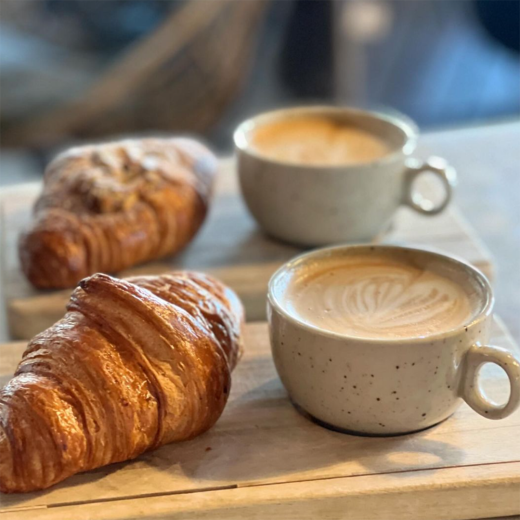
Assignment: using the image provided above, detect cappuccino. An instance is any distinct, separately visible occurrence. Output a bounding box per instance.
[283,253,478,339]
[250,115,391,166]
[269,245,520,434]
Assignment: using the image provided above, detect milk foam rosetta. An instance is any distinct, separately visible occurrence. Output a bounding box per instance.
[284,255,475,339]
[250,116,391,166]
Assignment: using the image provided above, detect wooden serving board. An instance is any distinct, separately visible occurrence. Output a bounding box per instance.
[1,319,519,520]
[1,159,494,340]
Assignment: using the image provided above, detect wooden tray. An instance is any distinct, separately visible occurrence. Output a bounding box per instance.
[1,159,494,340]
[1,319,519,520]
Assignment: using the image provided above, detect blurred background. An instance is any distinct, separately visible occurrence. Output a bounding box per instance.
[1,0,519,185]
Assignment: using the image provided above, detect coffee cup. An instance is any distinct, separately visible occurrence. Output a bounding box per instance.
[235,106,457,246]
[267,245,520,436]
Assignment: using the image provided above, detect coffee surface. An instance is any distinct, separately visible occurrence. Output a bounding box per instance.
[250,115,391,166]
[283,254,476,339]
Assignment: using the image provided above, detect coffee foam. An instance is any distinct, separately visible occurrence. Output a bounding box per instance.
[282,254,479,339]
[250,115,391,166]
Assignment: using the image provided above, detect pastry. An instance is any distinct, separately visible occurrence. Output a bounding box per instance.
[19,138,217,289]
[0,271,243,493]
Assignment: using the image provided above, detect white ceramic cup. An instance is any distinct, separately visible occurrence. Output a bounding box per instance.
[235,106,457,246]
[267,245,520,436]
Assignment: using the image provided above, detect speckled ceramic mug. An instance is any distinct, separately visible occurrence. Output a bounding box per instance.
[267,245,520,436]
[235,106,457,246]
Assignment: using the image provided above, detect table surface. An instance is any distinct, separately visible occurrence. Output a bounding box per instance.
[1,321,519,519]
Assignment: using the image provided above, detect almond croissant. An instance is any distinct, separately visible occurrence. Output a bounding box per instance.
[19,138,217,289]
[0,271,243,493]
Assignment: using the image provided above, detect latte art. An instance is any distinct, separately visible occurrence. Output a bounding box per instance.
[284,256,476,339]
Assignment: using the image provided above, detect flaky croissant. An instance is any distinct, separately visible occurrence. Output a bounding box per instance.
[0,271,243,493]
[19,138,217,289]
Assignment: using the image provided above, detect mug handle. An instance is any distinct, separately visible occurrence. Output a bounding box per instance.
[461,344,520,419]
[402,157,457,215]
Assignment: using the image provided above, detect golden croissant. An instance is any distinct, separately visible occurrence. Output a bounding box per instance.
[19,138,217,289]
[0,272,244,493]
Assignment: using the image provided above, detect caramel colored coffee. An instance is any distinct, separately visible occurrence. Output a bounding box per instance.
[250,115,391,166]
[283,254,477,339]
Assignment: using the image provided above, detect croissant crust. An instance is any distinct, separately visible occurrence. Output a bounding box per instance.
[0,271,243,493]
[19,138,217,289]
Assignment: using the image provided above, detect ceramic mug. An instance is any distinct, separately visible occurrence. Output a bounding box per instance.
[235,106,457,246]
[267,245,520,436]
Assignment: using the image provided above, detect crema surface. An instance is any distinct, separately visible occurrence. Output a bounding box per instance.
[284,255,476,339]
[250,116,391,166]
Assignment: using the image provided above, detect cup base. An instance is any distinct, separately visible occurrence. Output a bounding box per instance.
[293,401,450,438]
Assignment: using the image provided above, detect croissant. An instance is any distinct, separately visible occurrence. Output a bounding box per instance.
[0,271,244,493]
[19,138,217,289]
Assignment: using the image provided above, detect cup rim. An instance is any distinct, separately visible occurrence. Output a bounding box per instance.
[267,244,494,344]
[233,105,418,170]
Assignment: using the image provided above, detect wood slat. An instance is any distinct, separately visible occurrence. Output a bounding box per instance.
[0,159,494,340]
[1,319,518,517]
[4,463,520,520]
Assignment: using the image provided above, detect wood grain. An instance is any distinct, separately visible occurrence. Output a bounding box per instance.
[0,159,494,340]
[0,319,518,518]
